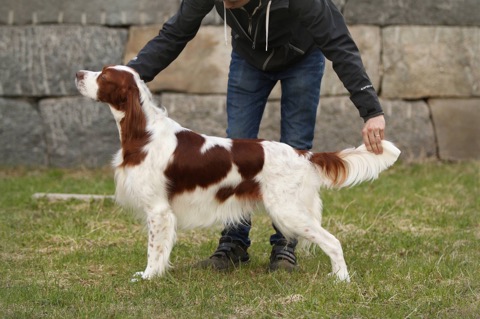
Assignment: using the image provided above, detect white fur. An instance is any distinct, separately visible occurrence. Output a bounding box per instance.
[337,143,401,188]
[76,66,401,283]
[75,70,100,100]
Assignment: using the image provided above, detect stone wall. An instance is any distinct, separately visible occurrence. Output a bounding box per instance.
[0,0,479,167]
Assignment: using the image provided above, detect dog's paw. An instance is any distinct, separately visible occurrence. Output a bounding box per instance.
[328,271,351,283]
[130,271,154,282]
[130,271,144,282]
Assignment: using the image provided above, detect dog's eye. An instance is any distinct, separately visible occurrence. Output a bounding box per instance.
[100,74,107,81]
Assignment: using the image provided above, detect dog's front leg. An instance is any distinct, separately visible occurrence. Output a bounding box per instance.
[132,204,177,281]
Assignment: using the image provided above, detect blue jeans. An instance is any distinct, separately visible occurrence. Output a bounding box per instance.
[222,48,325,247]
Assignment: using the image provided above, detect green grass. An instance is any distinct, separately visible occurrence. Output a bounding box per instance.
[1,162,479,318]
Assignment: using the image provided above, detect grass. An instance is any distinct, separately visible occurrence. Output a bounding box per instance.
[0,162,479,318]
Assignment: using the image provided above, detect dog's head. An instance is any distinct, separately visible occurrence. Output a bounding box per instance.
[75,65,144,112]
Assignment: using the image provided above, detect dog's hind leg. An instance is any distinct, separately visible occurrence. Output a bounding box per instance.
[268,204,350,282]
[303,224,350,282]
[132,203,177,281]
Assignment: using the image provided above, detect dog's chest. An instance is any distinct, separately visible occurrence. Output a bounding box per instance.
[113,159,170,210]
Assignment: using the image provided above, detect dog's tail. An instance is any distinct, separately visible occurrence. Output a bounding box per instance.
[309,140,401,189]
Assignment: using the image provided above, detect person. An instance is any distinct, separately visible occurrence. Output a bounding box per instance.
[127,0,386,272]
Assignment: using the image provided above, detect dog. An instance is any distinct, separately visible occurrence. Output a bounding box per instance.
[75,65,400,282]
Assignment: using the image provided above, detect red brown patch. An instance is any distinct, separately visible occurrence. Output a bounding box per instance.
[215,186,235,202]
[231,139,264,179]
[97,67,150,166]
[164,131,232,199]
[214,140,264,202]
[309,152,347,186]
[215,179,262,203]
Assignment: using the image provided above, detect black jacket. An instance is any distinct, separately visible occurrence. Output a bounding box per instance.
[127,0,383,120]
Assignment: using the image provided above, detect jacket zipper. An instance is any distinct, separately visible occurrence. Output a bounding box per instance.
[262,49,275,70]
[252,18,262,50]
[240,0,263,50]
[227,10,253,42]
[288,44,305,55]
[242,8,253,35]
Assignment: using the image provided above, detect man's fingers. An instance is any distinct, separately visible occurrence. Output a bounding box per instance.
[365,130,383,154]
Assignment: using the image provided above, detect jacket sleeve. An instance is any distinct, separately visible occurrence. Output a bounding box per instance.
[127,0,214,82]
[291,0,383,121]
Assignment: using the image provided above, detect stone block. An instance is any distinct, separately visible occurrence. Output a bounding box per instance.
[0,98,47,166]
[380,99,437,160]
[161,93,228,138]
[125,25,231,94]
[0,26,128,97]
[322,25,381,96]
[312,97,365,152]
[430,99,480,160]
[39,97,119,168]
[344,0,480,26]
[382,26,480,99]
[0,0,181,26]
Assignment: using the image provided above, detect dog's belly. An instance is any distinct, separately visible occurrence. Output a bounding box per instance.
[170,187,256,230]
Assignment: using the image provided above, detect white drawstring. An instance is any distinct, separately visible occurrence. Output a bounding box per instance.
[265,0,272,51]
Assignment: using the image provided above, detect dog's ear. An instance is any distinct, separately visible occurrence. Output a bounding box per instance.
[122,85,147,141]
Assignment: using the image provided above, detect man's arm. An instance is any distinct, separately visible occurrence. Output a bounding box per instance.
[127,0,214,82]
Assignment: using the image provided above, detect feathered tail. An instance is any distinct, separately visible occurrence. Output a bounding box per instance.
[309,140,401,188]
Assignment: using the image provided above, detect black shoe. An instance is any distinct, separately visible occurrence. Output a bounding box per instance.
[268,240,298,272]
[196,237,250,271]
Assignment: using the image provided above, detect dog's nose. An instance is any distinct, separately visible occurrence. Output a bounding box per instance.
[76,71,85,81]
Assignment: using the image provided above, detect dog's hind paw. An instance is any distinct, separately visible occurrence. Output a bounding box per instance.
[131,271,150,282]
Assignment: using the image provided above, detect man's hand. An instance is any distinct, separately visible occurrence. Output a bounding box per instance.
[362,115,385,154]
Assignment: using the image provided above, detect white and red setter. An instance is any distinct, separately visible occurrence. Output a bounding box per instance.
[75,65,400,282]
